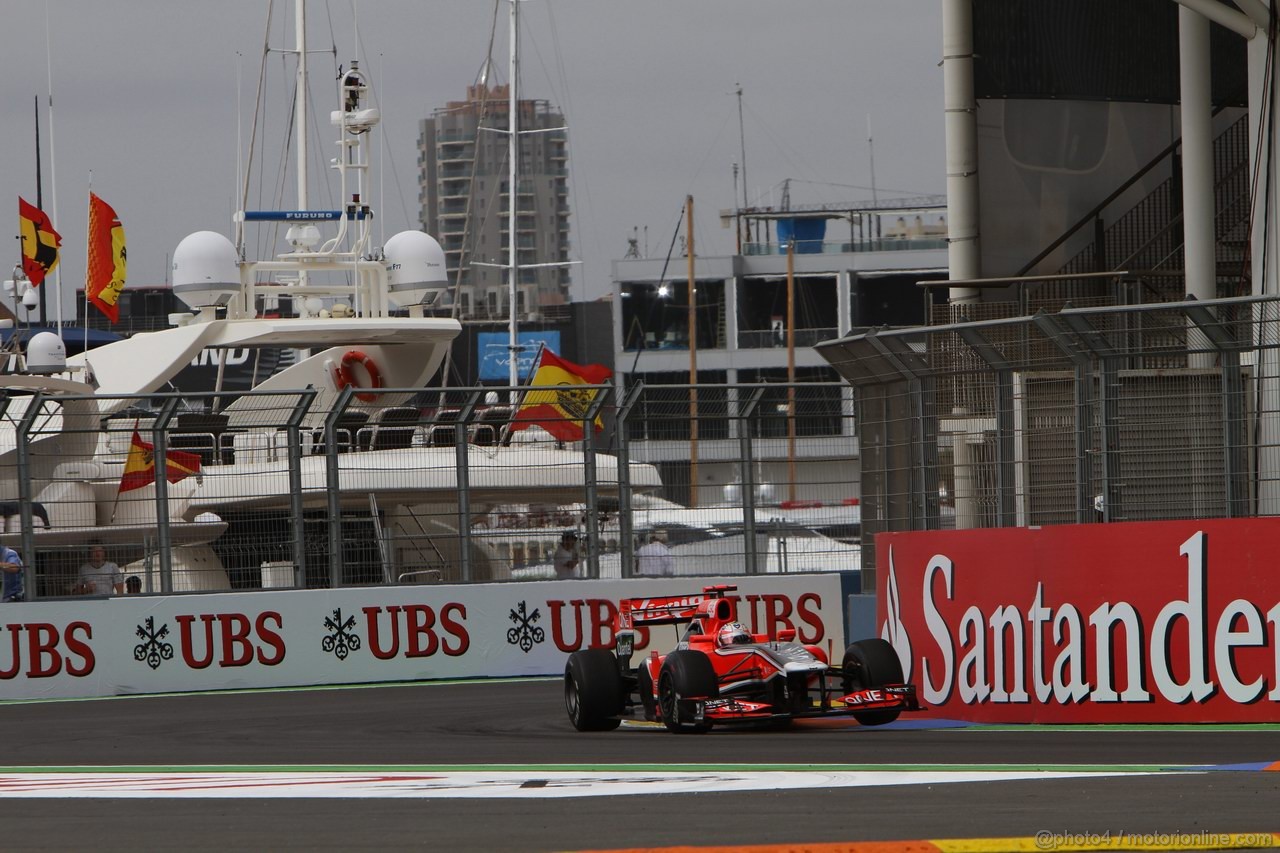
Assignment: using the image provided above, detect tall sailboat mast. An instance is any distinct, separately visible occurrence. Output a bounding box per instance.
[295,0,309,287]
[507,0,521,393]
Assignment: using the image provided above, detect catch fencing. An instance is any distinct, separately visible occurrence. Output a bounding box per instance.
[0,381,861,599]
[817,293,1280,591]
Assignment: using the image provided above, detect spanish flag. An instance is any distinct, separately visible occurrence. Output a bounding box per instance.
[18,197,61,286]
[86,192,126,323]
[119,431,203,494]
[510,349,613,442]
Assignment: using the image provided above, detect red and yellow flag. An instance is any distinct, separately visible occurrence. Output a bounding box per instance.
[119,431,202,494]
[510,350,613,442]
[18,197,61,286]
[86,192,126,322]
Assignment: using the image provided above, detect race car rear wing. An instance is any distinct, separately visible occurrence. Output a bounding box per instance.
[617,585,737,630]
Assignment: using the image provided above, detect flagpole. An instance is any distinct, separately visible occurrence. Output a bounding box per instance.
[33,96,48,325]
[686,194,698,509]
[505,341,546,444]
[45,6,63,336]
[84,180,92,356]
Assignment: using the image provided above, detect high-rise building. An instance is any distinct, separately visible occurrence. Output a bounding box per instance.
[417,85,571,321]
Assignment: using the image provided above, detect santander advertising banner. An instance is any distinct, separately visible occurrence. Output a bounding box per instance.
[878,518,1280,723]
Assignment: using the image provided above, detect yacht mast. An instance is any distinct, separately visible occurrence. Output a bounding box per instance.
[507,0,521,394]
[295,0,308,212]
[295,0,309,287]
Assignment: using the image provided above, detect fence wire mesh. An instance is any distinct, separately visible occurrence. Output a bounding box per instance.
[1,380,862,599]
[818,294,1280,592]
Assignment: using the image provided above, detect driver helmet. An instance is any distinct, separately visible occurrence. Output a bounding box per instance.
[717,622,752,647]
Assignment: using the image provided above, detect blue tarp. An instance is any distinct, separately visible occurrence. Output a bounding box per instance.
[775,218,827,254]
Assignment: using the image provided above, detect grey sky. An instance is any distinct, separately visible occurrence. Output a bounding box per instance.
[3,1,944,314]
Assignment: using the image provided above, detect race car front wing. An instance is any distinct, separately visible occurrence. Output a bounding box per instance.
[693,683,923,723]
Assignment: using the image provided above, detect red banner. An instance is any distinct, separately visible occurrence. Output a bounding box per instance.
[877,519,1280,723]
[86,192,126,322]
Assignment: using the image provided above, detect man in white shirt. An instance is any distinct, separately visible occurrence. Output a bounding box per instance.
[73,545,123,596]
[636,532,674,577]
[553,531,580,580]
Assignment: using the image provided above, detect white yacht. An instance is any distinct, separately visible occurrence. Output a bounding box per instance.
[0,13,658,595]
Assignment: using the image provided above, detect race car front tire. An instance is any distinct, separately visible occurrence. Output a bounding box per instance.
[842,638,904,726]
[658,650,718,734]
[565,648,624,731]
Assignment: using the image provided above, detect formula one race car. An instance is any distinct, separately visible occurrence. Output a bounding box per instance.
[564,584,921,733]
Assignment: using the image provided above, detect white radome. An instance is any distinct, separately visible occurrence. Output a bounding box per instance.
[25,331,67,374]
[383,230,448,307]
[172,231,242,309]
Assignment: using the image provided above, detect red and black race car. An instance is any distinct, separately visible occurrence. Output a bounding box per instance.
[564,584,921,733]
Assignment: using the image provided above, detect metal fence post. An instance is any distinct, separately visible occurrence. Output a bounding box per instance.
[286,390,317,587]
[325,385,356,588]
[455,390,483,583]
[739,386,766,574]
[1098,358,1119,523]
[14,393,41,600]
[1074,364,1094,524]
[151,397,182,593]
[616,381,644,579]
[581,385,611,580]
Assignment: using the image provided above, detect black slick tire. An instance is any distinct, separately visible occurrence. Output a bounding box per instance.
[842,637,904,726]
[657,649,717,733]
[565,648,623,731]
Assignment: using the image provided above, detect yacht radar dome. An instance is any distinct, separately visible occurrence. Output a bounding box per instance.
[25,331,67,374]
[172,231,241,309]
[383,230,448,307]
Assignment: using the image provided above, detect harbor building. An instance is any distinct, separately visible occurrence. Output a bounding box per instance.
[611,200,948,507]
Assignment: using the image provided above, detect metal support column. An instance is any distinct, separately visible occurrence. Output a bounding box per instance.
[581,386,612,580]
[14,394,41,599]
[1075,363,1095,524]
[616,382,644,578]
[1098,359,1120,523]
[151,397,182,593]
[454,391,483,584]
[286,390,317,587]
[324,386,356,588]
[739,386,766,574]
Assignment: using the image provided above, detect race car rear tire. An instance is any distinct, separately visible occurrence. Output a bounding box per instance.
[565,648,624,731]
[842,638,904,726]
[658,650,717,734]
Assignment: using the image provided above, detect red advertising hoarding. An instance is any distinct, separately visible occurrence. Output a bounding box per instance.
[878,519,1280,723]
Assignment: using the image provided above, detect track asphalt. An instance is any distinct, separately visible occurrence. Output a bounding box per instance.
[1,678,1278,851]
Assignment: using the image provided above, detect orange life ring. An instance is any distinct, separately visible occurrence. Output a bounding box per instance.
[336,349,383,402]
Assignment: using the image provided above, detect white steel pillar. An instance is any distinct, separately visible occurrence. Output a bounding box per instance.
[1247,12,1280,511]
[1178,6,1216,304]
[1180,6,1218,368]
[943,0,981,302]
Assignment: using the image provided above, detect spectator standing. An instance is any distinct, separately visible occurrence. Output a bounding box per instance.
[73,545,123,596]
[553,531,580,579]
[636,532,675,577]
[0,544,24,602]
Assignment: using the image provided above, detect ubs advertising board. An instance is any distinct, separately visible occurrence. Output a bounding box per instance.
[878,518,1280,723]
[0,574,847,701]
